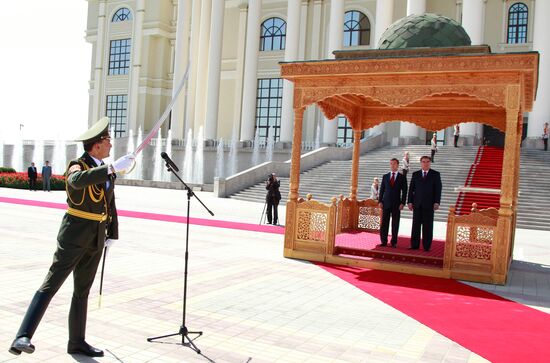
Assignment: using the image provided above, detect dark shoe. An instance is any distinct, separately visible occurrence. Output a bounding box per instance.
[408,247,418,250]
[390,244,397,248]
[67,341,104,357]
[424,249,430,252]
[9,337,34,355]
[378,243,388,247]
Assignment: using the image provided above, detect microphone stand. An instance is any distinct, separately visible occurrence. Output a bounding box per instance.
[147,161,214,354]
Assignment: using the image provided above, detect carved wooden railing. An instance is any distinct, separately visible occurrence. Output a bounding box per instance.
[336,196,381,234]
[286,194,338,258]
[445,203,499,278]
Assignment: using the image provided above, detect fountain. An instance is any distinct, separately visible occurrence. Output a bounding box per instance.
[163,129,173,182]
[315,123,321,150]
[135,127,143,180]
[153,130,163,181]
[11,135,23,172]
[0,138,4,168]
[228,124,238,176]
[75,142,84,159]
[183,129,193,182]
[125,129,137,179]
[265,127,274,162]
[32,139,45,173]
[251,128,260,167]
[215,138,224,178]
[104,127,116,165]
[52,139,66,175]
[193,126,204,184]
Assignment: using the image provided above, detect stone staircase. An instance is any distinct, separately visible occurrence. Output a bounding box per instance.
[229,145,550,231]
[231,145,478,223]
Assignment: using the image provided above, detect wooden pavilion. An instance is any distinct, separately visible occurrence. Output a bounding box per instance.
[280,46,539,284]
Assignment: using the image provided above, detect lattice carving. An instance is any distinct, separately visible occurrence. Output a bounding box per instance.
[454,225,495,260]
[296,210,328,242]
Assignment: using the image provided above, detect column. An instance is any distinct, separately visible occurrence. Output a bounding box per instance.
[350,130,361,200]
[371,0,394,136]
[407,0,426,15]
[399,0,426,142]
[527,0,550,147]
[460,0,485,145]
[322,0,344,144]
[128,0,145,134]
[231,3,248,138]
[171,0,192,140]
[280,0,302,143]
[240,0,262,141]
[193,0,212,134]
[204,0,225,140]
[184,0,202,137]
[91,1,107,123]
[299,0,309,60]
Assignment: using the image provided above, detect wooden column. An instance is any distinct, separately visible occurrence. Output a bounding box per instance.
[284,107,305,254]
[349,130,362,200]
[493,85,521,283]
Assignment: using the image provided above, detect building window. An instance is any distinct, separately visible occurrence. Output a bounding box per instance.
[344,10,371,47]
[255,78,283,142]
[260,17,286,51]
[112,8,133,22]
[337,116,364,145]
[108,39,132,75]
[507,3,528,44]
[106,95,128,138]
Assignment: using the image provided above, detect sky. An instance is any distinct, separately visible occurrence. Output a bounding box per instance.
[0,1,91,141]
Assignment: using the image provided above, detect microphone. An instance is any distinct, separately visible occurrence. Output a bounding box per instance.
[160,152,179,172]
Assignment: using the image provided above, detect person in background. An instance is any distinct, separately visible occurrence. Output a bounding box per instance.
[453,124,460,147]
[543,122,549,151]
[27,162,37,191]
[401,151,410,179]
[265,173,281,225]
[370,177,380,200]
[42,161,52,192]
[430,134,438,163]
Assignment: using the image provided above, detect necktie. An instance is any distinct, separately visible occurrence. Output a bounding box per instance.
[423,171,427,179]
[390,173,395,186]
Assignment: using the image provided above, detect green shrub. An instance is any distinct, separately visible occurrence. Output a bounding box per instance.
[0,172,66,190]
[0,167,16,173]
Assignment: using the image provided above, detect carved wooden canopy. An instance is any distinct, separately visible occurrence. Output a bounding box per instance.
[280,47,539,132]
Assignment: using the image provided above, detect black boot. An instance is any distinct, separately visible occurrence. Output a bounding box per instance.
[9,291,53,355]
[67,296,103,357]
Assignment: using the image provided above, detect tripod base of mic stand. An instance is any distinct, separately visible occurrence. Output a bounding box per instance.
[147,325,203,354]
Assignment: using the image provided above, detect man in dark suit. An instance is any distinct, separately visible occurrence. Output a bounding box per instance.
[407,156,442,251]
[9,118,135,357]
[378,158,407,247]
[27,162,37,191]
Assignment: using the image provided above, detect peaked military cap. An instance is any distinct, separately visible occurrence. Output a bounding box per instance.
[75,117,110,144]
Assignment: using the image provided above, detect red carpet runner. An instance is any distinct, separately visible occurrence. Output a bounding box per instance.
[456,146,503,214]
[317,263,550,363]
[335,231,444,267]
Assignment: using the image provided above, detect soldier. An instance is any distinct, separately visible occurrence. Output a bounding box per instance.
[9,117,135,357]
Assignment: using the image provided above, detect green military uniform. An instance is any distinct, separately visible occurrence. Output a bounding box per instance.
[10,118,117,357]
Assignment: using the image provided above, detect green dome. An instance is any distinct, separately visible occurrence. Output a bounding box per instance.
[378,13,471,49]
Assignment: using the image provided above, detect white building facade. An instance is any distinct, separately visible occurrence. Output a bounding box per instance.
[85,0,547,149]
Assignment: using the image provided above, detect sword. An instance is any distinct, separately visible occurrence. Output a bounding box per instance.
[134,62,191,155]
[98,245,108,308]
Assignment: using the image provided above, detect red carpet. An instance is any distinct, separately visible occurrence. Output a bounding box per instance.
[335,231,444,267]
[456,146,504,214]
[0,196,285,235]
[316,263,550,363]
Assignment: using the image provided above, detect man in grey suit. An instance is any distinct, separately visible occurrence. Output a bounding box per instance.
[41,161,52,192]
[407,156,442,252]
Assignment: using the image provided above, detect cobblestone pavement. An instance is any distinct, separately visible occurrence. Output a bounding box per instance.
[1,185,548,362]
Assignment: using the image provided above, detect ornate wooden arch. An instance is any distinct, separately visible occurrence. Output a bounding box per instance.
[280,46,539,284]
